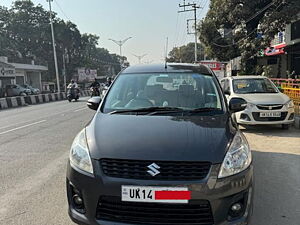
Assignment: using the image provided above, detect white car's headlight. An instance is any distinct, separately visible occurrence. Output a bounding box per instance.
[247,103,256,109]
[218,132,252,178]
[286,100,294,108]
[70,129,93,174]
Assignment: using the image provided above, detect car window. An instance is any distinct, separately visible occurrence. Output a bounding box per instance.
[233,78,278,94]
[103,73,223,113]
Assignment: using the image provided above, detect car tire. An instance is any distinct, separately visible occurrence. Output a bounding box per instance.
[281,124,290,130]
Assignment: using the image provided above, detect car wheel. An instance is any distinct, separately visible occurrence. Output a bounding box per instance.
[281,124,290,130]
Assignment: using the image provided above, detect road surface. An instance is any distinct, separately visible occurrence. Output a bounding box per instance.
[0,101,299,225]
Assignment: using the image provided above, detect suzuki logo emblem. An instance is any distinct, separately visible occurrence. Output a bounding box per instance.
[147,163,160,176]
[269,106,272,110]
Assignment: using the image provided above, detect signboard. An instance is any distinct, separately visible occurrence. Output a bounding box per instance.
[200,61,223,71]
[77,68,97,82]
[0,67,15,76]
[264,44,286,56]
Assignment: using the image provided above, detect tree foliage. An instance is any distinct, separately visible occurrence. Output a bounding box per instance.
[0,0,123,82]
[167,43,206,63]
[200,0,300,73]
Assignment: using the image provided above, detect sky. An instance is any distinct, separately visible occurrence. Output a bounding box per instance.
[1,0,210,65]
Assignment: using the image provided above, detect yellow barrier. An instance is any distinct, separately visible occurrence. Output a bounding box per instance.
[282,86,300,115]
[270,79,300,115]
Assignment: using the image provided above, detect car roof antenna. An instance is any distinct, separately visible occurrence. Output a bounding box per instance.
[164,37,168,69]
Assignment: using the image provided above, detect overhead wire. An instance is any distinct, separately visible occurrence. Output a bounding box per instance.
[53,0,71,21]
[210,0,281,48]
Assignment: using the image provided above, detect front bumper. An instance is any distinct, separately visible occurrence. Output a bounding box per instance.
[235,105,295,125]
[67,160,254,225]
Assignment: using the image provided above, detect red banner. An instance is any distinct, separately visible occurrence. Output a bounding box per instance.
[200,62,223,71]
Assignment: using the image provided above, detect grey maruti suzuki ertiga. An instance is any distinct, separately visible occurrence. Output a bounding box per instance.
[67,63,253,225]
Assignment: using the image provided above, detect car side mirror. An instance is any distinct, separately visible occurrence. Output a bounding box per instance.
[223,89,231,96]
[229,98,247,113]
[87,97,101,111]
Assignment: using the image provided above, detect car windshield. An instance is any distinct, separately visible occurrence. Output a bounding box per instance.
[233,78,278,94]
[103,73,223,114]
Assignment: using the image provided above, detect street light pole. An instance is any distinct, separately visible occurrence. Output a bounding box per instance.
[132,54,147,64]
[47,0,60,92]
[109,37,132,57]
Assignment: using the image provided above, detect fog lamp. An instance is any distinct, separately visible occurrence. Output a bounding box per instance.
[73,194,83,206]
[231,203,242,212]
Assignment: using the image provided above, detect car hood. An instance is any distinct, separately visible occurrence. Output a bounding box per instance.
[86,114,236,164]
[234,93,290,105]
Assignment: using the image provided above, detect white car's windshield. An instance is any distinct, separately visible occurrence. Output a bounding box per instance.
[233,79,278,94]
[103,73,223,113]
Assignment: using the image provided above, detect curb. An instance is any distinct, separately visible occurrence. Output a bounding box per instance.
[0,90,91,110]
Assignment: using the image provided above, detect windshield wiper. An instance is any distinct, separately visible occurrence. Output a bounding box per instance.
[109,107,185,115]
[188,107,222,113]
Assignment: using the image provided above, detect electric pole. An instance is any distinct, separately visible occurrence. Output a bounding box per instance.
[132,54,147,64]
[47,0,60,92]
[62,48,67,93]
[178,0,201,63]
[109,37,132,57]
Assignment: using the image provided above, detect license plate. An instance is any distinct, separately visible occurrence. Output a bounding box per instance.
[260,112,281,117]
[121,186,191,204]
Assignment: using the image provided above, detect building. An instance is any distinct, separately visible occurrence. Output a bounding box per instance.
[0,56,48,93]
[257,14,300,78]
[286,18,300,76]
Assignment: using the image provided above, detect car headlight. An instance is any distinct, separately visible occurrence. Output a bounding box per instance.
[70,129,93,174]
[247,103,256,109]
[218,132,252,178]
[286,100,294,108]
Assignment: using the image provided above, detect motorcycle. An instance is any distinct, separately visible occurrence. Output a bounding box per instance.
[67,87,79,102]
[90,86,100,97]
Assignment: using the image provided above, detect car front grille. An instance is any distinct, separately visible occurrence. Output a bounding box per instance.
[96,196,214,225]
[252,112,288,121]
[256,104,283,110]
[100,159,211,180]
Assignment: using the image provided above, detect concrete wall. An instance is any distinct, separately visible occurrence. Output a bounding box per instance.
[25,71,42,90]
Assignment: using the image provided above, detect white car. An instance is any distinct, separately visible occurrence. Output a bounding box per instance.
[221,76,295,129]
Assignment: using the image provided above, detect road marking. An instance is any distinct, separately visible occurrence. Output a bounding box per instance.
[0,120,35,130]
[0,120,47,135]
[74,107,87,112]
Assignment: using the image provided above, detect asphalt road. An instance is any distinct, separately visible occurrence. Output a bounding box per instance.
[0,101,299,225]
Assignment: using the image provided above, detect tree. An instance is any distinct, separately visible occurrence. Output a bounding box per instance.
[0,0,123,83]
[200,0,300,73]
[167,43,206,63]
